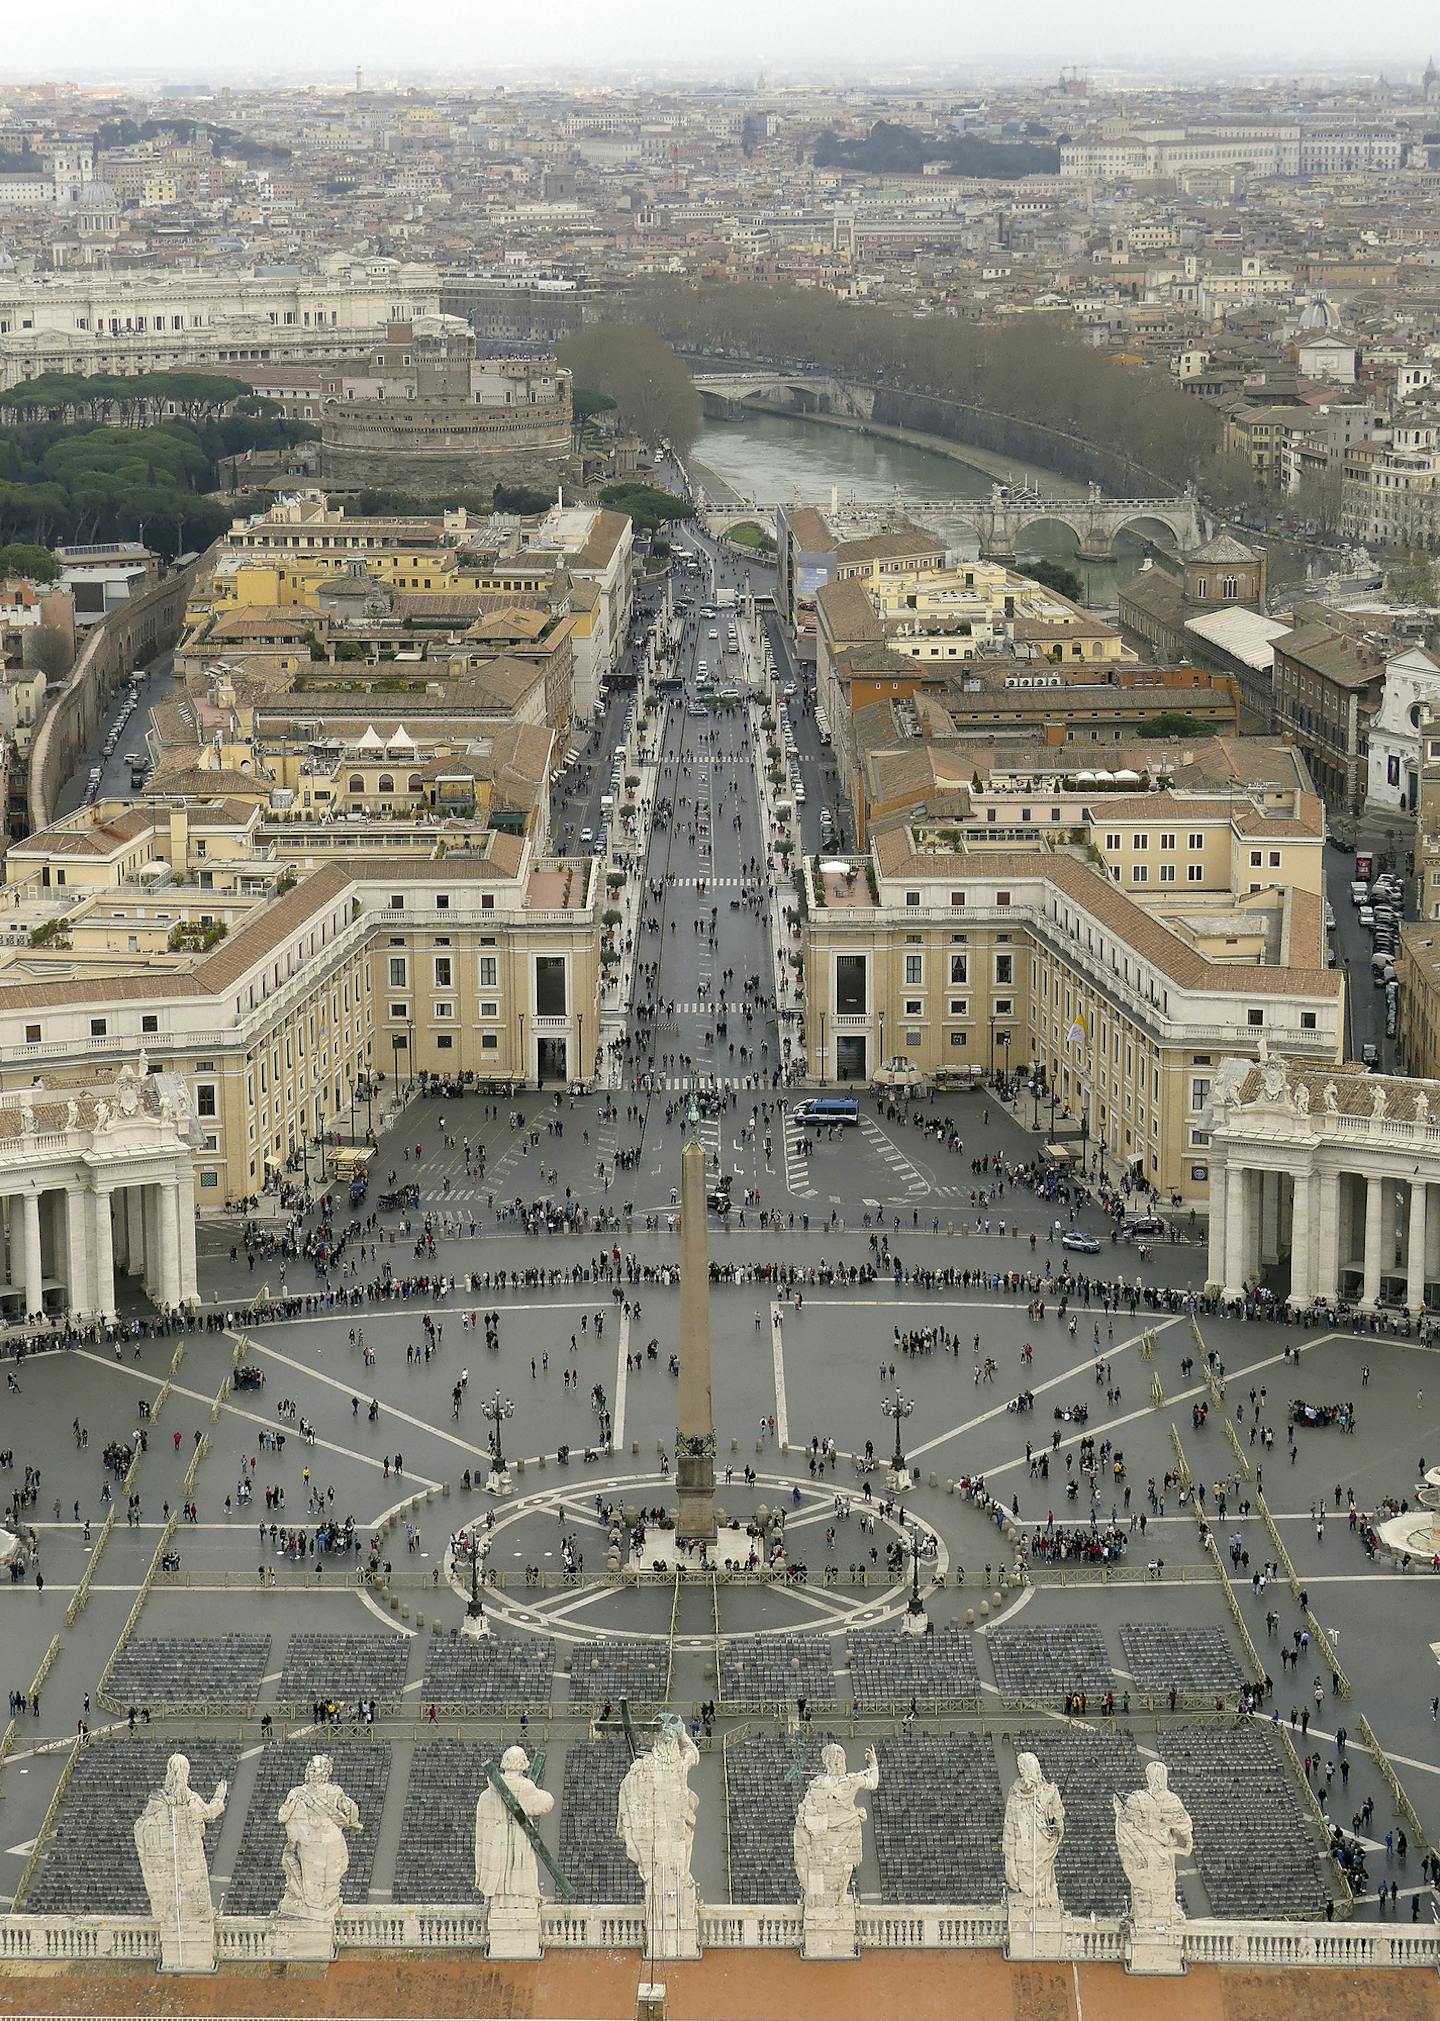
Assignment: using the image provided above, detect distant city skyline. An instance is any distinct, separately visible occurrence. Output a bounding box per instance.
[2,0,1438,82]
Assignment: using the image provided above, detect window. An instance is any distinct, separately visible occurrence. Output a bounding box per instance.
[1187,864,1204,882]
[481,1002,498,1019]
[389,893,403,910]
[995,998,1013,1016]
[436,1034,453,1051]
[1300,1011,1317,1031]
[1105,833,1120,850]
[949,890,965,908]
[905,890,920,908]
[1247,1008,1263,1028]
[1132,833,1147,850]
[835,955,867,1015]
[1160,864,1176,883]
[1190,1076,1210,1110]
[1222,575,1238,599]
[1132,864,1149,884]
[949,1031,968,1048]
[91,1018,107,1037]
[1160,833,1175,849]
[950,953,968,985]
[196,1084,218,1118]
[949,998,968,1015]
[535,956,567,1017]
[434,1001,454,1020]
[24,1024,38,1044]
[995,953,1013,986]
[904,954,923,986]
[1188,832,1203,849]
[389,1002,408,1020]
[481,1031,499,1052]
[388,956,407,988]
[434,957,452,989]
[479,957,498,988]
[200,1170,219,1190]
[1268,851,1281,869]
[142,1014,158,1033]
[1250,850,1262,868]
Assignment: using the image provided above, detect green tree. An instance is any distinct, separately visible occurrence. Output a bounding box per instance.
[559,327,701,454]
[1386,549,1439,606]
[1019,557,1084,601]
[0,541,60,582]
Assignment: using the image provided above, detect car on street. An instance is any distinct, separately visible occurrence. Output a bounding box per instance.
[1124,1214,1167,1237]
[580,826,595,847]
[1062,1231,1102,1253]
[1361,1042,1379,1066]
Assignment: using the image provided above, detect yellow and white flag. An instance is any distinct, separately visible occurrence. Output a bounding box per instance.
[1065,1013,1088,1050]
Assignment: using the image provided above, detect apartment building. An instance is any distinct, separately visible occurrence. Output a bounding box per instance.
[0,805,598,1203]
[1341,420,1440,551]
[1270,622,1386,812]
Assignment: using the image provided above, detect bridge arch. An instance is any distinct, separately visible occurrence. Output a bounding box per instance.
[1012,512,1089,554]
[1107,511,1189,557]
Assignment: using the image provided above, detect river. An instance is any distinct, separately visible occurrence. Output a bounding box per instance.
[690,409,1160,606]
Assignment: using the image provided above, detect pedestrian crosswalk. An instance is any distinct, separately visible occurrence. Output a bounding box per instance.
[669,876,743,889]
[859,1116,932,1196]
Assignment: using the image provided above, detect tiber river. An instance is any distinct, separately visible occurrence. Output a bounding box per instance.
[691,409,1163,606]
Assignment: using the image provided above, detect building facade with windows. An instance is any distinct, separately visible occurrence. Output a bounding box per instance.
[801,812,1340,1199]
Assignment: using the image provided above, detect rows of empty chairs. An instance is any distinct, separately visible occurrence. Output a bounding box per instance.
[423,1635,556,1712]
[1012,1729,1144,1917]
[103,1635,272,1714]
[274,1633,410,1713]
[393,1741,496,1905]
[719,1636,837,1714]
[24,1741,239,1915]
[225,1741,392,1915]
[558,1742,641,1902]
[988,1625,1113,1703]
[871,1736,1005,1903]
[846,1625,982,1711]
[566,1640,669,1713]
[1118,1624,1245,1699]
[1158,1727,1329,1919]
[725,1737,822,1901]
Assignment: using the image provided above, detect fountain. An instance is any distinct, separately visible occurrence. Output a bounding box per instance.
[1375,1468,1440,1566]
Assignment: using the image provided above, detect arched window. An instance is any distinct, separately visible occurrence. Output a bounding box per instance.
[348,775,364,792]
[378,774,394,794]
[408,773,422,792]
[1222,575,1238,599]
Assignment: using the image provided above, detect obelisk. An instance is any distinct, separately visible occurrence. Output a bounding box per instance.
[675,1123,717,1543]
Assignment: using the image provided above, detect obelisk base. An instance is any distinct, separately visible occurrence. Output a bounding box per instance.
[676,1452,716,1546]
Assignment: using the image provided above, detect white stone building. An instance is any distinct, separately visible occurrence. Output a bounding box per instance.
[1365,643,1440,817]
[1207,1054,1440,1311]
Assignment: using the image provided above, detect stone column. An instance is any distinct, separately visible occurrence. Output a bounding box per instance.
[92,1185,116,1322]
[158,1180,181,1310]
[47,1191,67,1305]
[1407,1180,1428,1314]
[21,1188,42,1320]
[1223,1163,1247,1295]
[1259,1170,1280,1267]
[1207,1157,1227,1289]
[1362,1174,1385,1309]
[129,1184,146,1277]
[1314,1171,1341,1303]
[177,1168,198,1305]
[1427,1177,1440,1285]
[1288,1171,1313,1310]
[65,1185,91,1318]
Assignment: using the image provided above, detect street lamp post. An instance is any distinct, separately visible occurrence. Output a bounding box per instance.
[518,1011,527,1090]
[406,1018,415,1096]
[882,1387,914,1491]
[461,1525,491,1640]
[483,1391,516,1493]
[902,1517,930,1637]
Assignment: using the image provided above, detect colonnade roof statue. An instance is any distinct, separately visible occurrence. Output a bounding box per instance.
[618,1712,701,1959]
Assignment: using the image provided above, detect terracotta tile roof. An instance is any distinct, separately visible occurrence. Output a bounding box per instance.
[835,524,946,565]
[786,506,831,549]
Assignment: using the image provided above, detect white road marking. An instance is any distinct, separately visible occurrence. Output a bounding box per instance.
[770,1301,790,1449]
[614,1306,630,1450]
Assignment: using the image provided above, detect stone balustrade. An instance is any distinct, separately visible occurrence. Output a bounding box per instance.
[3,1904,1438,1971]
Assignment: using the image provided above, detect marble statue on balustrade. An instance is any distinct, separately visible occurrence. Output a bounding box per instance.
[617,1713,701,1959]
[474,1744,555,1959]
[794,1742,880,1958]
[1002,1751,1066,1959]
[274,1753,360,1959]
[1110,1761,1194,1971]
[1113,1761,1192,1929]
[133,1752,228,1973]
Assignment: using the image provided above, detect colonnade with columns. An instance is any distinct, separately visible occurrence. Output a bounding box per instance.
[1208,1056,1440,1315]
[1210,1161,1439,1312]
[1,1168,198,1323]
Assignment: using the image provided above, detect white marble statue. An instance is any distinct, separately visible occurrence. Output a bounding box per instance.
[617,1714,701,1958]
[794,1743,879,1913]
[474,1745,555,1958]
[134,1752,228,1973]
[794,1743,879,1957]
[1112,1762,1193,1927]
[64,1099,79,1130]
[1371,1084,1389,1120]
[276,1754,359,1937]
[1003,1751,1065,1916]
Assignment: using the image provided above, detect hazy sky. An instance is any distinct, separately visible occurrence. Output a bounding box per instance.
[3,0,1435,80]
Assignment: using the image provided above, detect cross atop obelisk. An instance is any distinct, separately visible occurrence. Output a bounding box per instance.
[675,1106,716,1544]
